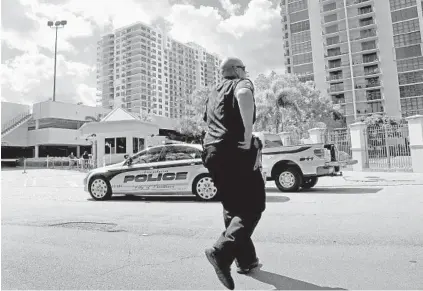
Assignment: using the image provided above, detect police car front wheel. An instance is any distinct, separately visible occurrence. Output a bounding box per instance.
[193,174,217,201]
[89,177,112,201]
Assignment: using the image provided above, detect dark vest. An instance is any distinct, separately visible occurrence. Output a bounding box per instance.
[203,78,256,146]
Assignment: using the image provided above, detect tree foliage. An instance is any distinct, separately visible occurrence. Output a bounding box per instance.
[176,72,346,140]
[175,87,211,139]
[356,113,403,126]
[253,72,345,137]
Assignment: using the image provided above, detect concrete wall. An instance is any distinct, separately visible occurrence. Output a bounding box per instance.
[1,121,29,147]
[309,0,329,95]
[80,120,159,136]
[32,101,111,121]
[28,128,91,146]
[1,102,31,126]
[374,0,402,118]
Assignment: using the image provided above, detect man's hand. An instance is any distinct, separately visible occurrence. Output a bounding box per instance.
[238,140,251,150]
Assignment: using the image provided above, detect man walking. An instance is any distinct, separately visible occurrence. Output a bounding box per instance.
[202,57,266,290]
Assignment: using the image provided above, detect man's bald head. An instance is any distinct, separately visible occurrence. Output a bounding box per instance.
[220,57,246,78]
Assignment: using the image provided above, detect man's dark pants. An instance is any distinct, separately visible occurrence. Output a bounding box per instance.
[202,142,266,268]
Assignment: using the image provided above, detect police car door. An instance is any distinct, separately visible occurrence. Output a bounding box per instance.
[154,145,203,193]
[110,146,165,194]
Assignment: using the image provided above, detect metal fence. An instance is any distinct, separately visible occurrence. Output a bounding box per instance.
[365,124,412,172]
[23,157,96,172]
[325,128,352,159]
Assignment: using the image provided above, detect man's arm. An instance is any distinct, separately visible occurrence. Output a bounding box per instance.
[235,86,254,150]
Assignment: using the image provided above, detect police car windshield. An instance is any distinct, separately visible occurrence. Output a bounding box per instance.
[131,146,164,164]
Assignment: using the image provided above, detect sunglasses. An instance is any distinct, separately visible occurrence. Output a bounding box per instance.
[234,66,246,71]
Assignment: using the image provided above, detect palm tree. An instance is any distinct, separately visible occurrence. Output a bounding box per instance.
[85,113,103,122]
[255,80,302,133]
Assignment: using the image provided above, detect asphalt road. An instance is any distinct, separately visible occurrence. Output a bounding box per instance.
[1,169,423,290]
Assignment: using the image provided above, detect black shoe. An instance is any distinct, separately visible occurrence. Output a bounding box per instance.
[205,248,235,290]
[236,258,260,274]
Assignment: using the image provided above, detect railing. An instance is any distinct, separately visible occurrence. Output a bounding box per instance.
[365,124,412,172]
[1,111,32,135]
[22,157,97,172]
[326,128,352,168]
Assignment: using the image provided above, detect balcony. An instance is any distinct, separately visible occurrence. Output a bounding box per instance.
[346,0,372,8]
[325,50,349,60]
[352,57,379,66]
[327,72,352,82]
[322,28,347,37]
[326,62,350,71]
[351,42,379,54]
[350,29,377,42]
[348,17,376,30]
[348,7,375,21]
[320,2,344,15]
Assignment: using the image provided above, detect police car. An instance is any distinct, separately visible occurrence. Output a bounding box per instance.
[84,143,220,201]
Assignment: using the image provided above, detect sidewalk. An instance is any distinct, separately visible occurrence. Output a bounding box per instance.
[318,170,423,187]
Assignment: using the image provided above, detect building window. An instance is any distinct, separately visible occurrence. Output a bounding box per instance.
[389,0,417,11]
[397,56,423,72]
[288,0,307,13]
[290,20,310,34]
[105,137,126,154]
[394,31,422,47]
[400,83,423,97]
[293,52,313,65]
[392,18,420,36]
[133,137,145,153]
[398,70,423,85]
[391,6,418,23]
[395,44,422,59]
[290,9,309,23]
[401,96,423,115]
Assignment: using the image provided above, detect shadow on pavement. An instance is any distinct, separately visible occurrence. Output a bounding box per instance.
[266,187,382,195]
[88,195,290,203]
[248,268,346,290]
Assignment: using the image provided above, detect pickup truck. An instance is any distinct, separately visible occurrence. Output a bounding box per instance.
[254,132,356,192]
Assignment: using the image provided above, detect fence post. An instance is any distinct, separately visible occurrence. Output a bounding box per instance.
[47,155,49,168]
[23,159,27,174]
[349,122,368,171]
[308,128,326,144]
[278,132,291,146]
[405,115,423,173]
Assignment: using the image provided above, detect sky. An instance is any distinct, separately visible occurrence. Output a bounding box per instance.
[1,0,285,106]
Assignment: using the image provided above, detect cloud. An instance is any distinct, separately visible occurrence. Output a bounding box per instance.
[167,0,284,76]
[219,0,241,16]
[1,51,94,104]
[1,0,285,107]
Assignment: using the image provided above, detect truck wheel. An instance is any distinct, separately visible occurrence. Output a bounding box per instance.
[274,167,303,192]
[302,177,318,189]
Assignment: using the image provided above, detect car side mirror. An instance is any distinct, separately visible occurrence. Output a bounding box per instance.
[124,154,130,159]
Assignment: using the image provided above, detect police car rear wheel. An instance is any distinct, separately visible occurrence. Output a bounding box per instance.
[89,177,112,201]
[274,167,302,192]
[193,174,217,201]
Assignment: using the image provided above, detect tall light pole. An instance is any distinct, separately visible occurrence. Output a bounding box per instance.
[47,20,67,102]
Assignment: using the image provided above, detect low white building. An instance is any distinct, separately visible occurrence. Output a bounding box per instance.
[78,107,166,166]
[1,100,177,163]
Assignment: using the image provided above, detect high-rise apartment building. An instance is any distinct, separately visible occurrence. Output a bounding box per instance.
[96,22,221,119]
[281,0,423,124]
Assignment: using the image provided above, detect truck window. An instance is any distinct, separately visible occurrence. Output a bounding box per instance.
[263,133,283,148]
